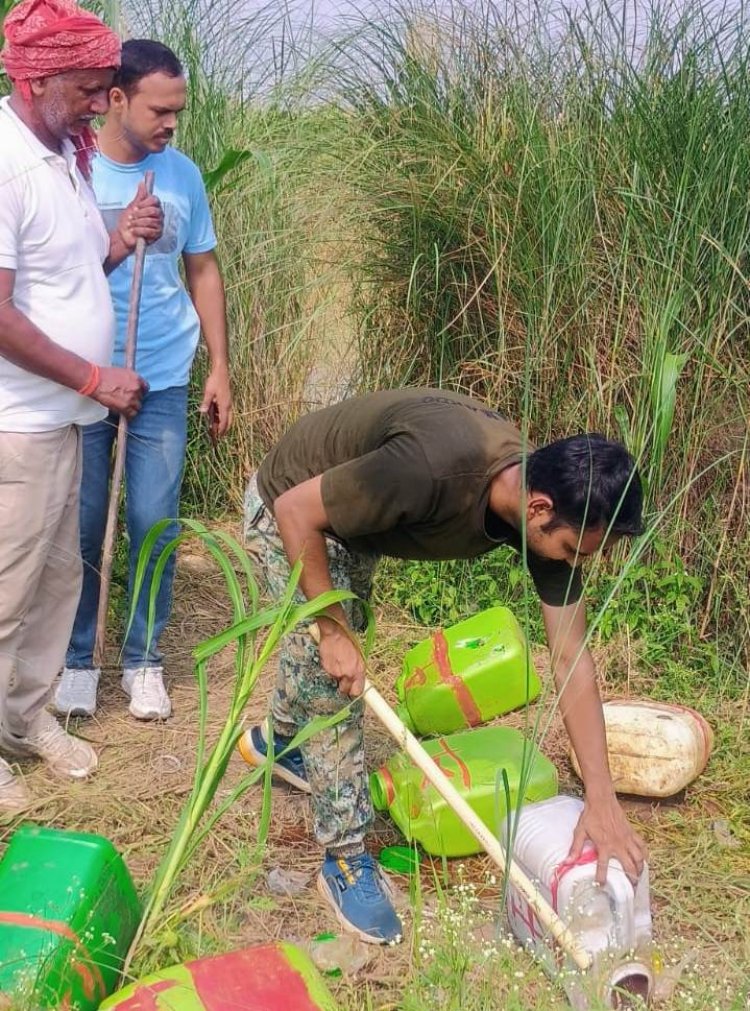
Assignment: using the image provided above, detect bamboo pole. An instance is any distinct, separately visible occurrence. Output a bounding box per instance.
[306,623,591,971]
[361,677,593,971]
[94,171,155,667]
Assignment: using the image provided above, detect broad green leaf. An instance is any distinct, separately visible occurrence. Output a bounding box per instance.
[651,349,689,461]
[194,589,360,662]
[202,148,271,194]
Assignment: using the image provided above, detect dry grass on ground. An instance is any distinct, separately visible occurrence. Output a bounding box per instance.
[1,536,748,1010]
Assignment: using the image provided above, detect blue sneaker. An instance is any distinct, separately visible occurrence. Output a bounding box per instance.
[238,723,310,793]
[317,851,403,945]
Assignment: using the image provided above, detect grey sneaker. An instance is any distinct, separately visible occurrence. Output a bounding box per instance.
[0,757,31,816]
[0,711,97,780]
[53,667,100,717]
[122,666,171,721]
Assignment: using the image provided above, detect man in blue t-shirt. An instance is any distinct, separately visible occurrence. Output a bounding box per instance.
[55,40,232,721]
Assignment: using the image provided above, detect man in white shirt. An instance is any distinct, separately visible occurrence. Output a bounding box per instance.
[56,40,232,723]
[0,0,161,815]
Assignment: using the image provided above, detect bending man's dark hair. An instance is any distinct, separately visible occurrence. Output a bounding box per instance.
[526,434,643,536]
[113,39,184,95]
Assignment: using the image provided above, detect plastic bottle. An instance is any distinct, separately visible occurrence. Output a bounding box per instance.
[370,725,558,857]
[570,700,714,797]
[0,825,141,1010]
[502,795,653,1008]
[396,606,541,735]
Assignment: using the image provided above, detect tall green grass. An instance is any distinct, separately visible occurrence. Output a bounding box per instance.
[117,0,749,679]
[0,0,12,88]
[307,0,749,680]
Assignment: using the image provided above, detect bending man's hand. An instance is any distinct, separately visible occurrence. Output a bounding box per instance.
[569,793,648,885]
[316,622,365,698]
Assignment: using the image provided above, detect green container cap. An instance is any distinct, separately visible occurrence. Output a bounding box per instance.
[378,845,421,875]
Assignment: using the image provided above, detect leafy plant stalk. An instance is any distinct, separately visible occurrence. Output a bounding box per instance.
[120,520,374,977]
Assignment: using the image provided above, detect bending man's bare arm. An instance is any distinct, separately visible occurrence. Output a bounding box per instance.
[542,599,648,882]
[274,476,365,697]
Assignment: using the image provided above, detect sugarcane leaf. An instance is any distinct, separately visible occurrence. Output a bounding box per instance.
[202,148,270,194]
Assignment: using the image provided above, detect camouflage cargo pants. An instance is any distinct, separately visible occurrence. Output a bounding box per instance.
[243,474,377,856]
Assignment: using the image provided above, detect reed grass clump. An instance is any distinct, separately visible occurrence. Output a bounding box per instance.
[298,0,749,673]
[68,0,750,670]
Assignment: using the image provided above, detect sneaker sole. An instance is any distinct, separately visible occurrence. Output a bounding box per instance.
[0,739,98,780]
[52,701,97,718]
[128,702,172,721]
[238,733,312,794]
[50,759,98,781]
[316,872,401,946]
[0,785,32,818]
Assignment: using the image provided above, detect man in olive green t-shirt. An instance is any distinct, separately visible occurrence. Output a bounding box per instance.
[243,388,647,945]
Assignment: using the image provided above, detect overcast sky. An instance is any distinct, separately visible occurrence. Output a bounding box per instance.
[123,0,747,91]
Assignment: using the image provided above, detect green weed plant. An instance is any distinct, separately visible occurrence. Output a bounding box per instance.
[120,521,372,977]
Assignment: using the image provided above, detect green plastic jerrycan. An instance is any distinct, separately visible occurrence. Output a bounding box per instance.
[0,824,141,1010]
[396,606,541,735]
[370,725,558,857]
[100,942,341,1010]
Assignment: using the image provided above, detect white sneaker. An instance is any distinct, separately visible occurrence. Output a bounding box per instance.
[53,667,100,717]
[0,712,98,780]
[122,666,172,721]
[0,757,31,816]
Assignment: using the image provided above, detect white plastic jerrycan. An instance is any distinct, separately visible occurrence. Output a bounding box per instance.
[502,795,653,1009]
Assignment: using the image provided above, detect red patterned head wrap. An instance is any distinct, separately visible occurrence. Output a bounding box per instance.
[1,0,121,177]
[1,0,121,83]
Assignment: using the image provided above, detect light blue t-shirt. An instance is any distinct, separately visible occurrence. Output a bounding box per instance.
[92,147,217,390]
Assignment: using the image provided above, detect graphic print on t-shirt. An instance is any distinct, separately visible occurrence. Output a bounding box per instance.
[101,203,179,254]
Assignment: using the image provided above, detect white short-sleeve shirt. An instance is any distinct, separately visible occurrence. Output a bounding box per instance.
[0,97,115,432]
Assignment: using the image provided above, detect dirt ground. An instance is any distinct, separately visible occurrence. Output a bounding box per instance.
[1,537,748,1009]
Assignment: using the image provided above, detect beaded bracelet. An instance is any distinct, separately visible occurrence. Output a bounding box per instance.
[76,363,101,397]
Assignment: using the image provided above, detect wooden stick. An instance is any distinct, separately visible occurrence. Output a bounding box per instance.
[306,622,591,970]
[94,171,155,667]
[361,678,593,970]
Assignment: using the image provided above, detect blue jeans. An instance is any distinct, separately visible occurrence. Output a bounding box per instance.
[67,385,188,669]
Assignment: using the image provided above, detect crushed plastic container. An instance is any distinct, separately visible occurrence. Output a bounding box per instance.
[370,725,558,857]
[503,795,653,1009]
[570,700,714,798]
[396,606,541,735]
[0,825,141,1010]
[100,942,341,1010]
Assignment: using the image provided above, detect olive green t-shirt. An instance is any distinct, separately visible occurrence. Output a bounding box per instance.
[257,388,582,606]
